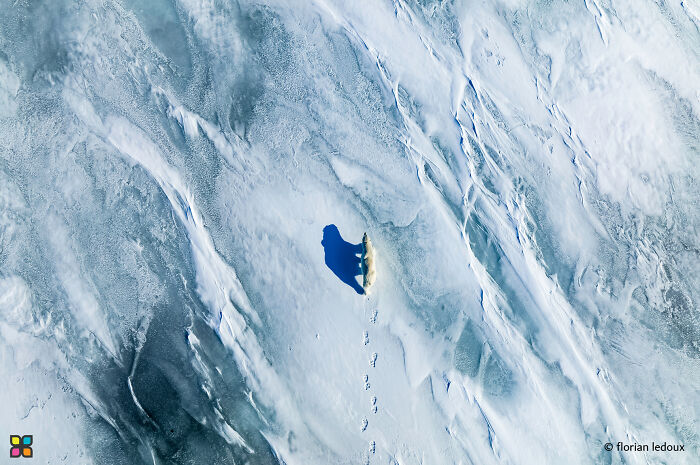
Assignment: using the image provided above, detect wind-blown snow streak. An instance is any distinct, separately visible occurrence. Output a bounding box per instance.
[63,88,325,462]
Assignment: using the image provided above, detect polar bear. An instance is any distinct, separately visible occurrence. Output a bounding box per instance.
[361,232,376,294]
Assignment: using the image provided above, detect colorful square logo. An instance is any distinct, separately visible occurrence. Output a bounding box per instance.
[10,435,32,458]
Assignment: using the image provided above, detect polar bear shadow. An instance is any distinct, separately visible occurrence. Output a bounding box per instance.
[321,224,364,294]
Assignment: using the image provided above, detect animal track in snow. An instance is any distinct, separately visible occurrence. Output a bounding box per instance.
[361,307,380,460]
[369,352,377,367]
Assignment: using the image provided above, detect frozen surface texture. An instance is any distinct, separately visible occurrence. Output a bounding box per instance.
[0,0,698,464]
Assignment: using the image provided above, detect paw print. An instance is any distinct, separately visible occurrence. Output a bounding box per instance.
[369,353,377,367]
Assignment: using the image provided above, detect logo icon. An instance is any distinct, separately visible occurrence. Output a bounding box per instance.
[10,435,32,458]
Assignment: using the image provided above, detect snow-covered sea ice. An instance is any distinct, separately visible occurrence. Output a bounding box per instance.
[0,0,698,464]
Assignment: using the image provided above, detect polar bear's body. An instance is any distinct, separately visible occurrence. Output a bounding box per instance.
[361,232,376,294]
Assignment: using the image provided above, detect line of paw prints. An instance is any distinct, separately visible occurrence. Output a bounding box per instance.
[361,310,379,463]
